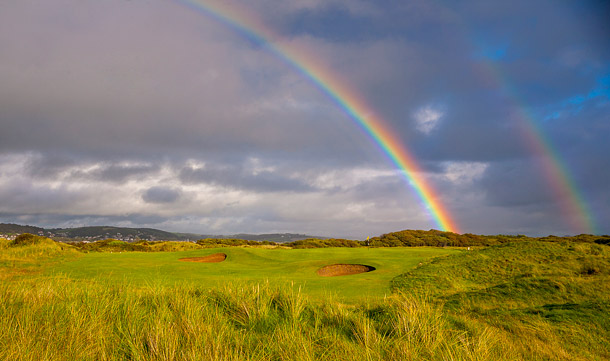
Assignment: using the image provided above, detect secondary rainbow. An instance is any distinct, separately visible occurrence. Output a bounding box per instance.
[175,0,459,232]
[478,60,597,234]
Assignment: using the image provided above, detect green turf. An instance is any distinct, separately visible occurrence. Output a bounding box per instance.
[47,246,459,301]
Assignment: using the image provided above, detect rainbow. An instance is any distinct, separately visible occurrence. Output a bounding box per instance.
[175,0,460,232]
[479,62,597,235]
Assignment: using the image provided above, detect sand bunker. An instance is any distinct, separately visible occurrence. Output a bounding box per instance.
[317,264,376,277]
[179,253,227,263]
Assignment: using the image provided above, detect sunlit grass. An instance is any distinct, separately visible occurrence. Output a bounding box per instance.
[45,245,457,301]
[1,236,609,360]
[0,276,512,361]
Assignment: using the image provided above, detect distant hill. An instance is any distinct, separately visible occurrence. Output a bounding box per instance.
[48,226,184,241]
[0,223,45,235]
[0,223,322,243]
[0,224,186,241]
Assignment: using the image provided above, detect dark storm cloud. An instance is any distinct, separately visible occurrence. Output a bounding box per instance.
[142,187,182,204]
[291,0,610,167]
[6,0,601,167]
[0,0,390,171]
[179,163,314,193]
[477,160,554,208]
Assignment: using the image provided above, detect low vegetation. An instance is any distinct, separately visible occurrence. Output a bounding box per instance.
[58,229,610,252]
[368,229,610,247]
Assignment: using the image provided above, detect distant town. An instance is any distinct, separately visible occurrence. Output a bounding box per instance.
[0,231,180,243]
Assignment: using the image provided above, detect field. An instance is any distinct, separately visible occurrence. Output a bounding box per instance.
[1,235,610,360]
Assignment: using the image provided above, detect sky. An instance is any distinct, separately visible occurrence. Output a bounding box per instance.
[1,0,609,238]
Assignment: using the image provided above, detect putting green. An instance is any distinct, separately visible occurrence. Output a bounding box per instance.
[48,247,460,300]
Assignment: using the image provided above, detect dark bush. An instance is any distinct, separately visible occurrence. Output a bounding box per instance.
[11,233,50,246]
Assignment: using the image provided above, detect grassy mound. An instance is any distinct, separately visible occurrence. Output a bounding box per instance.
[11,233,58,247]
[0,234,79,279]
[392,241,610,360]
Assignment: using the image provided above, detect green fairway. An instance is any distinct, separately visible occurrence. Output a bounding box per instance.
[48,246,459,300]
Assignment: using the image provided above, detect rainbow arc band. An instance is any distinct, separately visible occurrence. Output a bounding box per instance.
[176,0,459,233]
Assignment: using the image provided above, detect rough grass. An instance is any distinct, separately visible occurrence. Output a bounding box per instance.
[392,241,610,360]
[0,277,512,361]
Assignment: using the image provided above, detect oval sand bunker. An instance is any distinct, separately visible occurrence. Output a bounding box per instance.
[317,264,376,277]
[179,253,227,263]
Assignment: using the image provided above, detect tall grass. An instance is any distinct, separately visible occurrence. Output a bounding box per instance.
[0,277,511,361]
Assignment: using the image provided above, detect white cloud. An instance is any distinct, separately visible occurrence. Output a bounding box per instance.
[443,161,488,185]
[414,105,444,134]
[309,167,398,190]
[0,153,434,238]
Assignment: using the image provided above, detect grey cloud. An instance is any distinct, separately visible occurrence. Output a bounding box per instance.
[142,187,182,204]
[0,178,84,212]
[0,212,169,229]
[25,153,77,178]
[78,163,160,184]
[341,174,405,199]
[120,213,169,225]
[0,0,371,165]
[23,154,160,183]
[477,159,555,208]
